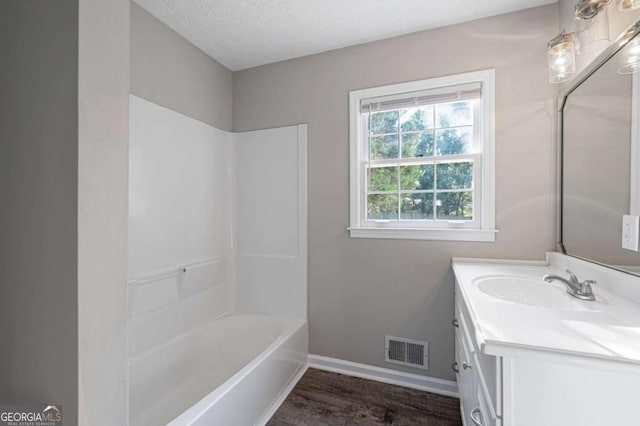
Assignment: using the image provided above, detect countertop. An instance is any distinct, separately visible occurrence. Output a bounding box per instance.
[452,255,640,368]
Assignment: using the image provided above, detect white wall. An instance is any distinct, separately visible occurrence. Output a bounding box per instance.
[77,1,130,423]
[128,98,307,364]
[234,125,308,319]
[128,96,234,277]
[128,95,235,358]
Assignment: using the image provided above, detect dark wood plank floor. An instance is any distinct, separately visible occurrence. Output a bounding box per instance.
[267,368,462,426]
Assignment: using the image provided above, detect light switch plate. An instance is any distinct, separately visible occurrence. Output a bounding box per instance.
[622,215,640,251]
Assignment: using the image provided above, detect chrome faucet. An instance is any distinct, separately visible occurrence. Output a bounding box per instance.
[543,269,596,301]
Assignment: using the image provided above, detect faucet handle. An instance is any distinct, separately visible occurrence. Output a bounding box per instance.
[580,280,596,294]
[566,269,579,284]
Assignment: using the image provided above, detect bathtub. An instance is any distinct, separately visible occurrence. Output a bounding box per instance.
[129,313,308,426]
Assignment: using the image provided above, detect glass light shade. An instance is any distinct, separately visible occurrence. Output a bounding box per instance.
[575,0,611,18]
[575,6,610,55]
[619,38,640,74]
[618,0,640,10]
[548,34,576,83]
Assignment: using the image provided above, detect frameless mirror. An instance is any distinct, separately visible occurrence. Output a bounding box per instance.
[561,20,640,276]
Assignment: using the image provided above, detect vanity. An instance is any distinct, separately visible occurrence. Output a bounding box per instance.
[452,17,640,426]
[452,254,640,426]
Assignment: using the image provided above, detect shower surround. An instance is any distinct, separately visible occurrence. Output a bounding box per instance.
[127,95,308,425]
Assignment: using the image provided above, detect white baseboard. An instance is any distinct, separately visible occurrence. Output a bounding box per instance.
[255,361,309,426]
[308,354,458,398]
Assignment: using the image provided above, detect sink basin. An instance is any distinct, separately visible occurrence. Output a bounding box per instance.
[474,275,576,309]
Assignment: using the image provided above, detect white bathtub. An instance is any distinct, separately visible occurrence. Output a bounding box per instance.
[129,313,308,426]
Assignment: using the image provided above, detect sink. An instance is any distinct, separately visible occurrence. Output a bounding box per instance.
[474,275,578,309]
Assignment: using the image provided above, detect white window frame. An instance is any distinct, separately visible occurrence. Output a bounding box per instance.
[348,69,497,242]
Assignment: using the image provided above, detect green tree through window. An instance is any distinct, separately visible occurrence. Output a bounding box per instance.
[366,101,474,221]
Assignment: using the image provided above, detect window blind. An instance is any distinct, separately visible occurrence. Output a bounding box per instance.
[360,82,482,113]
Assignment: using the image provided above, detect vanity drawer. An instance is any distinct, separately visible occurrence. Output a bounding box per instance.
[455,287,502,418]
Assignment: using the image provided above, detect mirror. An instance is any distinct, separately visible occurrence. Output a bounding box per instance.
[562,20,640,276]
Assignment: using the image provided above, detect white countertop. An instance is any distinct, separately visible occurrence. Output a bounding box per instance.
[452,254,640,369]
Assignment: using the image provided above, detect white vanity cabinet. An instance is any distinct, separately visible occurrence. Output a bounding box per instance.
[454,290,500,426]
[452,255,640,426]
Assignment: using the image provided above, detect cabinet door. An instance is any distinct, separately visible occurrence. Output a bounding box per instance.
[455,325,475,425]
[455,295,502,417]
[504,356,640,426]
[456,318,498,425]
[469,374,497,426]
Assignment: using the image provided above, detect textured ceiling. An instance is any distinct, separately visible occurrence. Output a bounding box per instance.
[133,0,557,71]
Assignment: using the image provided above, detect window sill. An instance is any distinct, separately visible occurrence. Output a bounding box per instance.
[348,227,498,242]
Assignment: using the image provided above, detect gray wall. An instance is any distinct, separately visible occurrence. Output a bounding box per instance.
[130,2,233,131]
[233,5,558,380]
[0,1,130,424]
[0,0,79,418]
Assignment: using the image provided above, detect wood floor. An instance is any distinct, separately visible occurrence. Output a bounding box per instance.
[267,368,462,426]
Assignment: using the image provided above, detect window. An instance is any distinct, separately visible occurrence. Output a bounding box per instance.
[349,70,496,241]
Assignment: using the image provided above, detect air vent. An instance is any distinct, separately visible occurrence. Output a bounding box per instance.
[385,336,429,370]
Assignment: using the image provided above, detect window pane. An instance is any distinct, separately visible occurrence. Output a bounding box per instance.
[370,111,399,135]
[371,135,399,160]
[401,132,434,158]
[436,128,472,156]
[436,162,473,190]
[436,192,473,220]
[367,194,399,220]
[400,164,434,191]
[368,166,398,192]
[401,193,434,220]
[400,106,434,132]
[435,101,473,128]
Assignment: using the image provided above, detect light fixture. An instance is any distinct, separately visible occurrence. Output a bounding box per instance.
[619,38,640,73]
[617,0,640,10]
[575,0,611,55]
[548,31,577,83]
[575,0,611,18]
